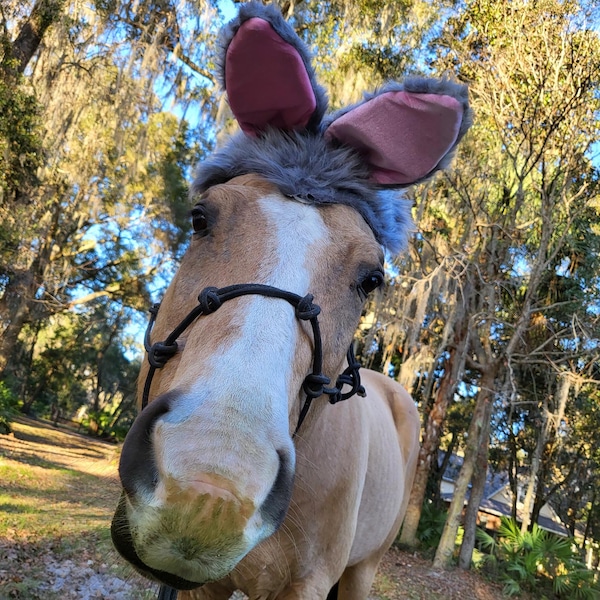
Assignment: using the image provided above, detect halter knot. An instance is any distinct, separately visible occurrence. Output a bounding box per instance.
[198,287,222,314]
[327,347,366,404]
[302,373,331,398]
[148,341,178,369]
[295,294,321,320]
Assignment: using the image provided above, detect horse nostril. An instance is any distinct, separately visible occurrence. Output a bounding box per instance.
[119,391,177,497]
[260,449,295,531]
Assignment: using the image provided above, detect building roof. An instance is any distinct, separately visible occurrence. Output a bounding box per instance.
[438,451,570,537]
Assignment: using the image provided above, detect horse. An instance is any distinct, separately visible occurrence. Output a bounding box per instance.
[111,4,471,599]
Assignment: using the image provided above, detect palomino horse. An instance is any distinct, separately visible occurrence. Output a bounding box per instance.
[111,3,471,599]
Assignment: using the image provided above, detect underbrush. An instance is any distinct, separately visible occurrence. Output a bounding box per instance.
[475,517,600,599]
[0,382,18,435]
[396,501,464,560]
[395,502,599,599]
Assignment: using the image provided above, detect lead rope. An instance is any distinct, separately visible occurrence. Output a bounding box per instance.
[140,283,365,600]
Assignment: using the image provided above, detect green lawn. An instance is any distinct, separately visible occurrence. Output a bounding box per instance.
[0,418,154,599]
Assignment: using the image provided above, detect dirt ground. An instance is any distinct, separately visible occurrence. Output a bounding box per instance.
[372,547,506,600]
[0,418,509,599]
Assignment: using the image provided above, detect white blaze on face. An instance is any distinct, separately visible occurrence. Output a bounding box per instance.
[191,194,329,443]
[138,195,329,568]
[188,194,329,440]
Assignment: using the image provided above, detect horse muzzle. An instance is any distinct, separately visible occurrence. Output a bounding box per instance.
[111,391,295,589]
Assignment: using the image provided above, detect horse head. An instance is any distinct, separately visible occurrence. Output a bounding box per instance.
[111,2,471,592]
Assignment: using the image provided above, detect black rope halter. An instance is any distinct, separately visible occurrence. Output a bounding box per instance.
[139,283,366,599]
[142,283,365,429]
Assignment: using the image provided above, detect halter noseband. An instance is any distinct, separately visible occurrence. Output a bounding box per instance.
[141,283,366,434]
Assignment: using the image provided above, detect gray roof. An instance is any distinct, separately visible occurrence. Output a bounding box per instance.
[438,451,569,537]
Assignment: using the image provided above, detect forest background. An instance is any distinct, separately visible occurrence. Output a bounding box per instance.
[1,0,599,592]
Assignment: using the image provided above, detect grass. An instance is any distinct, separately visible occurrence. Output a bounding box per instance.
[0,417,155,599]
[0,453,119,541]
[0,417,512,600]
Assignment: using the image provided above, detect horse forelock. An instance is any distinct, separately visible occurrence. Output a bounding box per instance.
[192,130,413,255]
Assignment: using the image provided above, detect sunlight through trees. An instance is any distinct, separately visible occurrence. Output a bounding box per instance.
[1,0,599,588]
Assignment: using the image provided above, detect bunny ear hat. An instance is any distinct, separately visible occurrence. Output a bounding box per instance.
[192,2,472,254]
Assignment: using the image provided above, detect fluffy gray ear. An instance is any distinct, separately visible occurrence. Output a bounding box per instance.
[324,78,472,187]
[217,2,328,135]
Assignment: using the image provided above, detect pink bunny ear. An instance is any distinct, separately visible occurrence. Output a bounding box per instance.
[223,5,327,136]
[324,83,469,186]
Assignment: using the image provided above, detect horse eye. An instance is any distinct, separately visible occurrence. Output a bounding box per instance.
[359,270,384,297]
[191,206,209,234]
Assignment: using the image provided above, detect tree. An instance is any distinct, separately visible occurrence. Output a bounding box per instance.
[0,1,48,205]
[0,0,215,392]
[355,0,600,568]
[399,285,470,546]
[0,0,229,438]
[3,0,65,74]
[430,0,600,569]
[21,301,140,438]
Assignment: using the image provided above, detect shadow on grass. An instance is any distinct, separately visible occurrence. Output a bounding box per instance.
[0,446,112,470]
[0,449,79,470]
[0,417,120,476]
[0,462,121,514]
[0,502,37,514]
[11,416,114,458]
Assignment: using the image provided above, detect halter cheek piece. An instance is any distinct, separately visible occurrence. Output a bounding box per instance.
[141,283,366,435]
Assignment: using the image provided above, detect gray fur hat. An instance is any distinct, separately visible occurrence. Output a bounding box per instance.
[193,2,471,254]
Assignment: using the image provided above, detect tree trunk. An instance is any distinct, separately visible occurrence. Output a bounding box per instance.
[583,490,596,552]
[520,397,549,532]
[432,430,457,505]
[0,272,37,376]
[21,370,51,415]
[399,321,469,547]
[433,368,496,570]
[521,374,570,532]
[508,423,519,520]
[108,394,135,431]
[458,409,491,569]
[8,0,65,74]
[0,197,62,377]
[531,460,549,528]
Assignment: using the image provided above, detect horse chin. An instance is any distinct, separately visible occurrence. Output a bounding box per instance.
[111,481,280,589]
[111,493,205,590]
[138,543,246,587]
